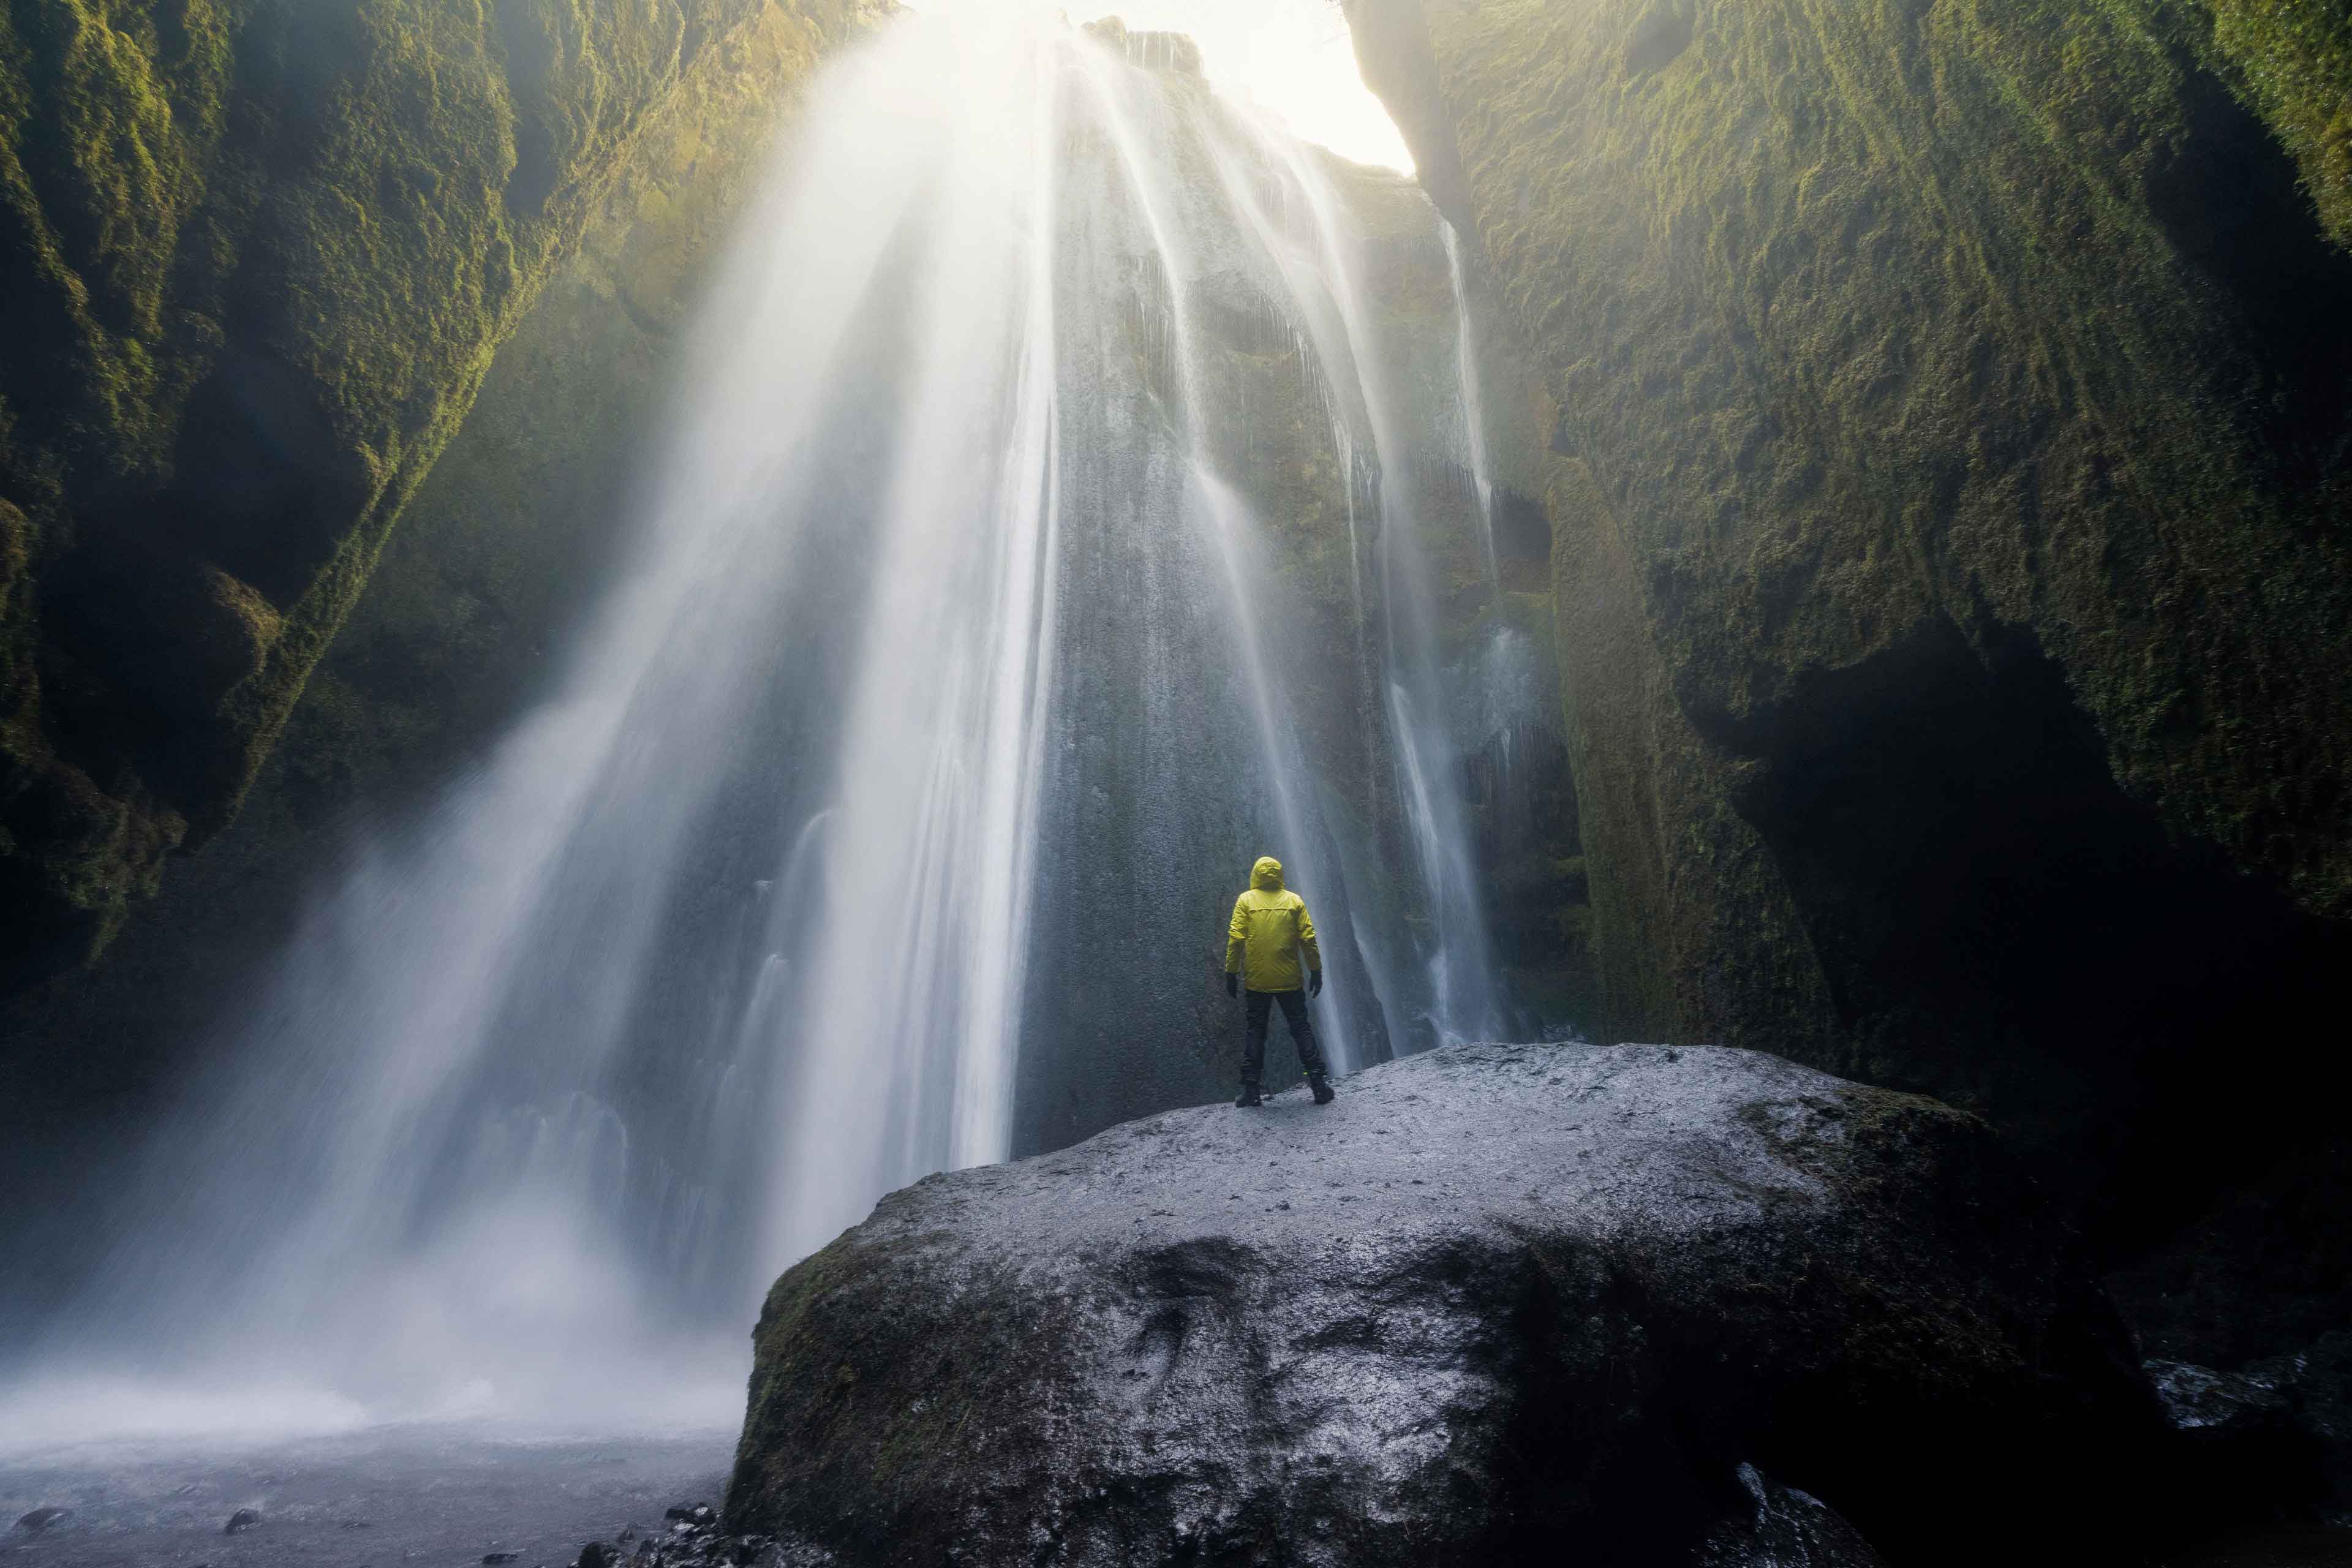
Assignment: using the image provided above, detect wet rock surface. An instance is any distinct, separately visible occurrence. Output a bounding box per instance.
[0,1428,733,1567]
[2150,1360,2331,1525]
[730,1042,2166,1566]
[1697,1465,1887,1567]
[538,1502,799,1568]
[2154,1360,2303,1438]
[2242,1333,2352,1520]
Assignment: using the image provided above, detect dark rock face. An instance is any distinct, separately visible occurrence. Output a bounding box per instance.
[1697,1466,1885,1568]
[2242,1333,2352,1518]
[730,1043,2163,1566]
[2149,1360,2330,1521]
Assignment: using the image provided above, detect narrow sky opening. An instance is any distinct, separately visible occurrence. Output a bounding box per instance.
[907,0,1414,170]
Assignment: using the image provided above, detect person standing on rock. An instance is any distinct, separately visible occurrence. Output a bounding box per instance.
[1223,855,1334,1109]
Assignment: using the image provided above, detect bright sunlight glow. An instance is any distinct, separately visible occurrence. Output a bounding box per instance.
[909,0,1414,171]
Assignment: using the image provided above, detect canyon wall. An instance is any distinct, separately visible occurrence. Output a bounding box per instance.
[1344,0,2352,1361]
[0,0,881,986]
[1,29,1576,1204]
[0,0,876,1231]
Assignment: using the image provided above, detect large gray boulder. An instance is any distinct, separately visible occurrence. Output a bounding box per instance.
[728,1043,2164,1564]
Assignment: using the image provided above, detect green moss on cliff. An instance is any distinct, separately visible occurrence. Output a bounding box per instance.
[1348,0,2352,1283]
[274,0,843,826]
[0,0,875,981]
[1364,0,2352,1061]
[1541,452,1834,1048]
[2205,0,2352,246]
[0,0,239,492]
[0,497,37,871]
[0,0,859,1118]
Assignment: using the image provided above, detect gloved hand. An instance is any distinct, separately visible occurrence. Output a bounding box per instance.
[1309,969,1324,998]
[1225,973,1238,998]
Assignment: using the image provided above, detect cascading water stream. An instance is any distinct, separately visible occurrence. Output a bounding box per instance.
[1,12,1526,1440]
[1058,40,1398,1072]
[1219,110,1508,1046]
[1444,221,1504,594]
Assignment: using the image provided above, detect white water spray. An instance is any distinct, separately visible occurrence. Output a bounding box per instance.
[6,12,1524,1439]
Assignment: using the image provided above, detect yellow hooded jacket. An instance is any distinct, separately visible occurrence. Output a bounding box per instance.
[1225,856,1321,993]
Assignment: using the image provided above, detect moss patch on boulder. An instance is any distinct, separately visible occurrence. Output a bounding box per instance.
[2204,0,2352,247]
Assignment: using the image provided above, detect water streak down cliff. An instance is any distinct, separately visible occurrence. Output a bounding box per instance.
[7,13,1543,1427]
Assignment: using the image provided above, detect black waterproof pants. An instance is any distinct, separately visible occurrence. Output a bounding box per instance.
[1243,987,1327,1087]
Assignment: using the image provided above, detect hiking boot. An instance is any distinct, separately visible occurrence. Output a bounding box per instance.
[1310,1074,1335,1106]
[1234,1084,1263,1109]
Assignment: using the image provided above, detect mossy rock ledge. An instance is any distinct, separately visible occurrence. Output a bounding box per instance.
[0,0,881,985]
[729,1042,2162,1566]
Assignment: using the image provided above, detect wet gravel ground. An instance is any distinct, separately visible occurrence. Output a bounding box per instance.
[0,1427,733,1567]
[4,1423,2348,1566]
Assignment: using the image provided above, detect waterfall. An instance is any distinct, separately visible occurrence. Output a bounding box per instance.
[1445,221,1503,593]
[5,11,1521,1438]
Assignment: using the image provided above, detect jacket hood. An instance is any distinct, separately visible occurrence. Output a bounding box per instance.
[1250,856,1284,892]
